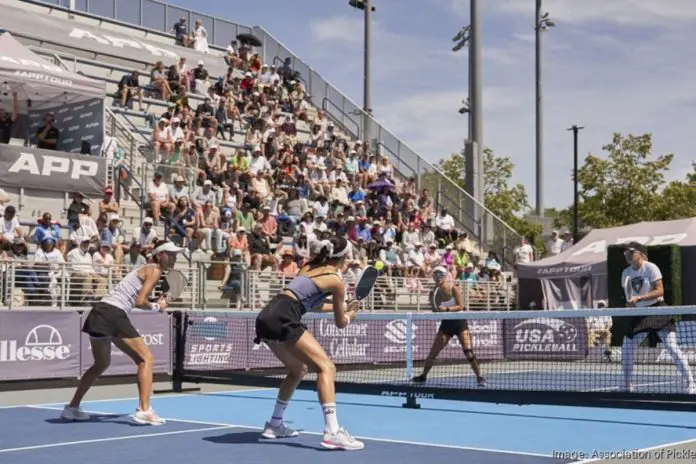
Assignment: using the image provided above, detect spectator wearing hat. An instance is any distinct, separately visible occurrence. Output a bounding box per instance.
[168,175,190,210]
[407,243,426,278]
[441,244,455,269]
[227,227,249,263]
[3,238,38,304]
[169,197,196,248]
[0,206,24,247]
[152,118,173,163]
[147,172,170,225]
[419,223,436,249]
[259,206,278,243]
[401,221,419,250]
[279,249,299,277]
[191,179,217,215]
[459,263,478,283]
[67,238,97,304]
[131,217,158,253]
[68,221,96,253]
[423,244,441,276]
[98,186,120,228]
[192,60,210,95]
[171,17,191,47]
[66,192,90,229]
[101,215,126,268]
[561,230,573,252]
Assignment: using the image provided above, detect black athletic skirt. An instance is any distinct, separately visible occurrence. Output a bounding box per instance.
[255,294,307,344]
[82,302,140,339]
[439,319,469,337]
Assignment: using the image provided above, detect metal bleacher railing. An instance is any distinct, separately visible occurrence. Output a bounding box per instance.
[26,0,523,268]
[0,262,517,312]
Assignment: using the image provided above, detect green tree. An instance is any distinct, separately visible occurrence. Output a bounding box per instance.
[436,147,541,242]
[572,133,674,228]
[653,162,696,220]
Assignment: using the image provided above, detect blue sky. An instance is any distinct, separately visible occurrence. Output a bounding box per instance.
[163,0,695,211]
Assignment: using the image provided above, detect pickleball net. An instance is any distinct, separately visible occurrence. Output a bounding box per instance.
[172,306,696,410]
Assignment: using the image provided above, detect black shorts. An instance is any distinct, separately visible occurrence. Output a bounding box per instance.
[82,302,140,339]
[255,294,307,344]
[439,319,469,338]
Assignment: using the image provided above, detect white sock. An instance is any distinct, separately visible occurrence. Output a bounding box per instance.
[269,399,288,427]
[322,403,339,434]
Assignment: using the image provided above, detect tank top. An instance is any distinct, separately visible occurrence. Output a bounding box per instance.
[285,273,334,314]
[100,264,151,312]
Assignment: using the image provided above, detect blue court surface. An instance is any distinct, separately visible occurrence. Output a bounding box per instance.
[1,387,695,463]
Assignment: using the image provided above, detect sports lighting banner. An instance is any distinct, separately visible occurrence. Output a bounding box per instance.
[0,144,107,195]
[27,99,104,154]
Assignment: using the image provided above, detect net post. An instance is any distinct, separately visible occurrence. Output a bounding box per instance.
[402,312,420,409]
[154,310,201,395]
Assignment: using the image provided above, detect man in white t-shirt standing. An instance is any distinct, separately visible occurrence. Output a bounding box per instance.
[545,231,563,257]
[513,238,535,268]
[619,242,695,393]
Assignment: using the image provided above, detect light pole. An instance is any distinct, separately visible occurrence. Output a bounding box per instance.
[349,0,375,144]
[567,124,584,242]
[535,1,554,217]
[453,26,471,140]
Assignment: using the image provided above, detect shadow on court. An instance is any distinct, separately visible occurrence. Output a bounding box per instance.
[204,431,326,451]
[45,413,137,427]
[202,393,696,431]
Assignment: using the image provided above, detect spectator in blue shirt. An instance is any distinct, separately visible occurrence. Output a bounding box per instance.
[34,212,63,253]
[357,218,372,242]
[348,184,365,203]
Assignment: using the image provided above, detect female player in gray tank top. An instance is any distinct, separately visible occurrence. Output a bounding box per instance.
[60,239,185,425]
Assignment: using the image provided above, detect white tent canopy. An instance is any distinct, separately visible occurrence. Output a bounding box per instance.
[0,31,105,110]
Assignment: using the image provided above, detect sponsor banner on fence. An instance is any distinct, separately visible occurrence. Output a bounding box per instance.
[0,311,81,381]
[183,313,247,371]
[504,317,587,361]
[28,99,104,154]
[0,144,107,195]
[436,319,505,361]
[79,312,172,376]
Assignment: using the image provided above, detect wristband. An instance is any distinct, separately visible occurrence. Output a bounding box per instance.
[149,302,161,311]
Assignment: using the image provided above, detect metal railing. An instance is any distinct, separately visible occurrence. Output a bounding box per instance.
[25,0,523,266]
[0,260,517,312]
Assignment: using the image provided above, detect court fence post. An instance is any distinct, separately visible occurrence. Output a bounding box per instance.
[402,312,421,409]
[154,310,201,395]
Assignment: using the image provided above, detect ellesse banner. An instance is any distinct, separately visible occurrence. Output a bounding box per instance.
[0,311,81,380]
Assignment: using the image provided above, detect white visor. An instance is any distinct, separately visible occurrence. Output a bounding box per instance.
[432,266,448,277]
[153,242,185,255]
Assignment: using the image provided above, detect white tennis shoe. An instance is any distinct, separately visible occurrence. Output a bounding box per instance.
[321,428,365,450]
[260,421,300,439]
[132,408,166,426]
[60,405,90,421]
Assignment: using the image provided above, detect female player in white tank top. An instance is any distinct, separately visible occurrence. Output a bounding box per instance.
[412,266,486,386]
[60,239,185,425]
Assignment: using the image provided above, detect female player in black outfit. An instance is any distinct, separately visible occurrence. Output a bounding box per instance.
[254,236,364,451]
[412,266,486,386]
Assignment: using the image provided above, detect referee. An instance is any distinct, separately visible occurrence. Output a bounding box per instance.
[619,242,695,394]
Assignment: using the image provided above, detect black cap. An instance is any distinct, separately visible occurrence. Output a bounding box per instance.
[624,241,647,255]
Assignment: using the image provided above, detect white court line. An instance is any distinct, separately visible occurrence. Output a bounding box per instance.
[29,405,555,458]
[588,380,678,392]
[0,387,272,410]
[0,425,233,454]
[575,437,696,463]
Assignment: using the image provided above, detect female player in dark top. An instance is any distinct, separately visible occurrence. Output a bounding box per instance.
[412,266,486,386]
[254,236,364,451]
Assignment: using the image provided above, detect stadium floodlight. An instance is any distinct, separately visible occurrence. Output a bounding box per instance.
[459,97,470,114]
[349,0,376,12]
[452,25,471,52]
[539,12,555,30]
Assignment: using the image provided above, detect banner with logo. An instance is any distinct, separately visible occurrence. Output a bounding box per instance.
[434,320,505,361]
[504,317,587,361]
[0,311,81,381]
[0,144,107,195]
[79,312,172,376]
[183,313,247,371]
[28,99,104,154]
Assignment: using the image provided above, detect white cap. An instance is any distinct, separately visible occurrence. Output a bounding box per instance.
[143,217,154,224]
[153,241,185,255]
[204,179,213,186]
